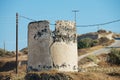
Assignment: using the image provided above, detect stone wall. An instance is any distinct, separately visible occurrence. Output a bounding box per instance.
[51,20,78,72]
[28,21,53,71]
[98,33,113,40]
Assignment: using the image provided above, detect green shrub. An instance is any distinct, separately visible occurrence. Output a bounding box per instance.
[78,38,92,49]
[77,38,99,49]
[91,40,99,46]
[108,49,120,65]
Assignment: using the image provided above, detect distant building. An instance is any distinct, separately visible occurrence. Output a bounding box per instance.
[78,29,113,40]
[97,30,113,40]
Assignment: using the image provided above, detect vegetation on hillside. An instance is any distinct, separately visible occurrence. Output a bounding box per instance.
[77,37,114,49]
[77,38,99,49]
[78,54,98,65]
[108,49,120,65]
[0,48,14,57]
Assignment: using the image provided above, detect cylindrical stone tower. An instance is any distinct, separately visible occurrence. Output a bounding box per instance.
[28,20,53,72]
[51,20,78,72]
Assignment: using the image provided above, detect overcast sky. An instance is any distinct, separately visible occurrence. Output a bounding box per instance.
[0,0,120,51]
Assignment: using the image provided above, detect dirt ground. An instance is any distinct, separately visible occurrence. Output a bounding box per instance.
[0,53,120,80]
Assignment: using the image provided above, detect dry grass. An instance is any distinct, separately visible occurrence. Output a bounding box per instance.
[0,63,120,80]
[78,45,103,56]
[1,71,120,80]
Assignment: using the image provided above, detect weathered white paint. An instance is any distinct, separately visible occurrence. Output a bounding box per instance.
[51,20,78,72]
[28,21,53,71]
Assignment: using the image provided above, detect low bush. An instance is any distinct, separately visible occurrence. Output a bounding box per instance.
[108,49,120,65]
[98,37,110,45]
[78,38,99,49]
[77,37,112,49]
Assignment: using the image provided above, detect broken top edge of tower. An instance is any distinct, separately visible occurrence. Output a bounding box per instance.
[55,20,76,29]
[56,20,75,23]
[28,20,75,25]
[28,20,49,25]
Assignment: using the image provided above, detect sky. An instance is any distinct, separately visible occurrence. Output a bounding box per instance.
[0,0,120,51]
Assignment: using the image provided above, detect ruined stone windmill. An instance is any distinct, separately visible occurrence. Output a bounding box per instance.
[28,20,78,72]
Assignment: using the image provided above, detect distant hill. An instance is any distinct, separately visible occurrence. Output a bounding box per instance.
[77,29,114,41]
[0,48,14,57]
[20,47,28,54]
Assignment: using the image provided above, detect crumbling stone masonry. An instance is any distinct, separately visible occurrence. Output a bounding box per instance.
[28,21,53,71]
[51,20,78,72]
[28,20,78,72]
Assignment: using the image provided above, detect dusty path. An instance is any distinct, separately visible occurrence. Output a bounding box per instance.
[0,55,27,62]
[81,67,120,73]
[78,38,120,61]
